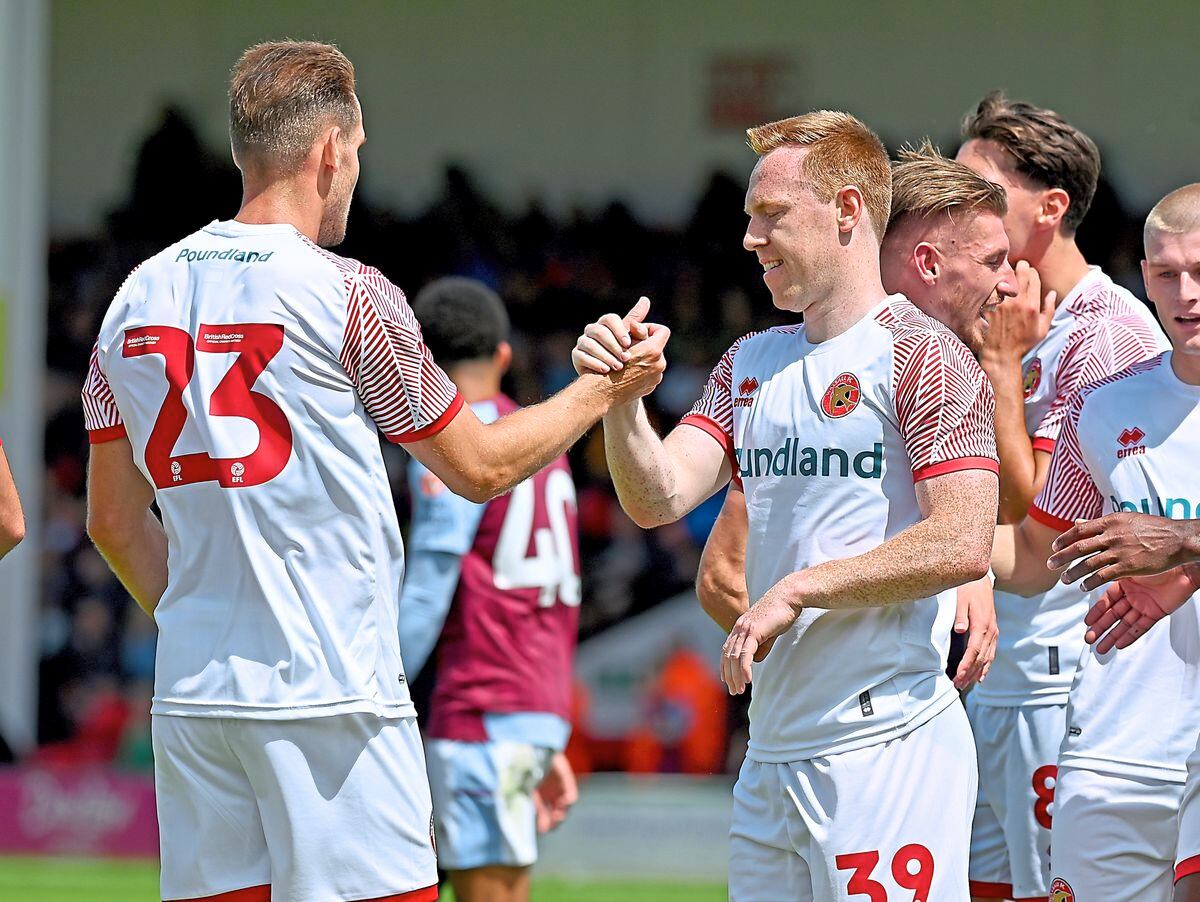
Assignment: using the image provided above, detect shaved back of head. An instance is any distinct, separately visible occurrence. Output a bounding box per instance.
[1145,183,1200,249]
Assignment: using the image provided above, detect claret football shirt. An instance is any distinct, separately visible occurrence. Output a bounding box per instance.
[83,220,462,720]
[683,295,998,761]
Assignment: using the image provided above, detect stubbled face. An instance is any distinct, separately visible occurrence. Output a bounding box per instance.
[956,138,1044,264]
[898,211,1017,355]
[743,147,846,314]
[317,97,365,247]
[1143,229,1200,359]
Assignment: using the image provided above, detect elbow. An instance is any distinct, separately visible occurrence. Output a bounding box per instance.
[0,516,24,556]
[626,504,675,530]
[944,539,992,587]
[87,508,128,555]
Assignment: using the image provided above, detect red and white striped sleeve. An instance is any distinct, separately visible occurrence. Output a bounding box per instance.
[82,342,127,444]
[1029,394,1103,531]
[340,267,463,443]
[893,330,999,481]
[679,335,750,463]
[1032,316,1163,452]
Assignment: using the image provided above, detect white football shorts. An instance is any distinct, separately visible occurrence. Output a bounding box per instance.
[153,713,437,902]
[1050,764,1182,902]
[966,697,1064,900]
[728,702,976,902]
[425,738,555,870]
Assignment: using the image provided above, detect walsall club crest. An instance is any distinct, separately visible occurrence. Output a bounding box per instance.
[1023,357,1043,399]
[1049,878,1074,902]
[821,372,861,418]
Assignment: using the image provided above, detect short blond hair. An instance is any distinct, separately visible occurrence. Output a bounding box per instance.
[747,111,891,239]
[230,41,358,173]
[1144,183,1200,250]
[889,140,1008,231]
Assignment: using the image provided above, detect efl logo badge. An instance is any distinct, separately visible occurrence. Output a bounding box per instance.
[1022,358,1043,399]
[821,373,861,418]
[1117,426,1146,459]
[1049,877,1074,902]
[734,376,759,408]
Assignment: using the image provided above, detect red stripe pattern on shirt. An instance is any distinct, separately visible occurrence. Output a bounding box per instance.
[1033,290,1164,446]
[1032,354,1165,528]
[306,241,460,442]
[81,341,126,440]
[876,301,998,478]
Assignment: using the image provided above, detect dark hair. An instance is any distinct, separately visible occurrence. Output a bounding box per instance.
[411,277,510,366]
[961,91,1100,232]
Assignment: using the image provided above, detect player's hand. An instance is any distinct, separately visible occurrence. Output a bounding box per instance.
[603,322,670,406]
[533,752,578,833]
[572,297,653,375]
[1083,568,1199,654]
[721,581,800,695]
[980,261,1056,363]
[952,575,998,690]
[1048,513,1200,591]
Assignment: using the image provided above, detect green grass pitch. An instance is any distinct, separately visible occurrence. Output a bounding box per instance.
[0,857,726,901]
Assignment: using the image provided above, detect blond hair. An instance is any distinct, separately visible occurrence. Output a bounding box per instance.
[747,111,891,239]
[1145,184,1200,249]
[229,41,358,173]
[889,140,1008,231]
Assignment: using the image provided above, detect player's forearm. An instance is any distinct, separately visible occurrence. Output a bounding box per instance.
[0,452,25,558]
[602,402,695,528]
[466,375,614,501]
[88,510,168,617]
[991,521,1059,596]
[696,550,749,631]
[981,353,1037,524]
[773,513,993,613]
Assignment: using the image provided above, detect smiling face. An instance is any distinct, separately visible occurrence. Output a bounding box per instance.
[742,146,846,314]
[1143,229,1200,362]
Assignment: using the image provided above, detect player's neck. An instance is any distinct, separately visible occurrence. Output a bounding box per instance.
[1027,233,1092,307]
[1170,350,1200,386]
[235,180,321,243]
[802,267,890,344]
[448,361,503,404]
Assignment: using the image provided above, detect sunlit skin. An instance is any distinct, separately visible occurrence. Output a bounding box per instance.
[956,139,1050,265]
[1143,229,1200,382]
[317,98,364,247]
[881,210,1018,356]
[742,146,886,335]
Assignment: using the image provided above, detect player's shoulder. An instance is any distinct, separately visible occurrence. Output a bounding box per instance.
[1075,352,1170,416]
[1064,268,1157,332]
[728,324,803,359]
[872,294,976,366]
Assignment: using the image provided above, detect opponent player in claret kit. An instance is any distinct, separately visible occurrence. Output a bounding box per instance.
[953,92,1167,902]
[573,113,999,901]
[81,41,665,902]
[989,184,1200,901]
[397,278,581,902]
[696,143,1016,693]
[0,437,24,558]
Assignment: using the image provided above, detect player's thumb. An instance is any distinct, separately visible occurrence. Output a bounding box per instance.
[625,296,651,325]
[646,323,671,350]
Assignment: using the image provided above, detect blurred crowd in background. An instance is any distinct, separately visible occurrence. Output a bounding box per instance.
[30,105,1152,774]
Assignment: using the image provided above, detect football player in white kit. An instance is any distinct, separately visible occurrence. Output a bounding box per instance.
[573,113,999,901]
[694,145,1016,693]
[955,92,1167,902]
[82,42,666,902]
[989,184,1200,902]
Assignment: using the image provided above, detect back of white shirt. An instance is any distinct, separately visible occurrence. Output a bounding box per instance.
[1033,353,1200,780]
[684,296,998,761]
[82,221,462,719]
[977,268,1167,706]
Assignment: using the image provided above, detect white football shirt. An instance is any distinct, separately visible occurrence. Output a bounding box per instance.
[82,220,463,720]
[684,295,998,762]
[1032,352,1200,781]
[976,268,1167,707]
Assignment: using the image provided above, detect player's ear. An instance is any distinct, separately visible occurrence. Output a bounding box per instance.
[319,125,342,172]
[834,186,865,233]
[1038,188,1071,231]
[913,242,939,285]
[494,341,513,377]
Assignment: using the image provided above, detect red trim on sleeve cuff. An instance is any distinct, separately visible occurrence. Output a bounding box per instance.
[1027,504,1074,533]
[87,424,128,445]
[679,414,740,485]
[387,393,465,444]
[912,456,999,482]
[1031,436,1056,454]
[1177,854,1200,882]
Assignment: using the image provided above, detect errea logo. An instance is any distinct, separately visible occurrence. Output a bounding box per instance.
[734,376,759,408]
[1117,427,1146,459]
